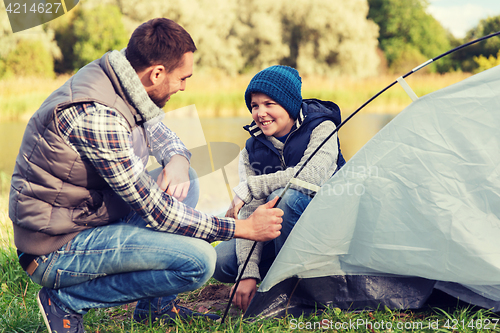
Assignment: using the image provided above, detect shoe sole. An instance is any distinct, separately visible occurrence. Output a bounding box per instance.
[37,291,53,333]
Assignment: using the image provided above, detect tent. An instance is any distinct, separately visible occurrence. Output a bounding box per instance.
[244,65,500,319]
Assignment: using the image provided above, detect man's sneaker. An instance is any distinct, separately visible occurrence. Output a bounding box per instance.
[133,299,220,325]
[37,287,85,333]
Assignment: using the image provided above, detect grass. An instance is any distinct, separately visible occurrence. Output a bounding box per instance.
[1,247,499,333]
[0,75,71,121]
[0,71,472,121]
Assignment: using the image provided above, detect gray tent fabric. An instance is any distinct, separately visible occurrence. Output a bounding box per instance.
[245,65,500,318]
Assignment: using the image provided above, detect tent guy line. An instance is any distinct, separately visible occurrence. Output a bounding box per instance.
[221,29,500,323]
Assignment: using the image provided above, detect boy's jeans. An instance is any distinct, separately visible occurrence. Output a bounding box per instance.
[213,188,312,283]
[28,168,214,316]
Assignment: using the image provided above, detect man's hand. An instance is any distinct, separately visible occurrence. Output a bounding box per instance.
[157,155,190,201]
[225,195,244,218]
[234,196,283,242]
[231,278,257,312]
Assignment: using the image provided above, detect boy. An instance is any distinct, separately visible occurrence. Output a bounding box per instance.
[213,65,346,311]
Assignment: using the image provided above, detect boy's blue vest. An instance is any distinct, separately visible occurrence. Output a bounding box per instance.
[243,98,346,176]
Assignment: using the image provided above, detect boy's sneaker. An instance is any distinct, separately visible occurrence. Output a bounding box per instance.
[133,299,220,325]
[37,287,85,333]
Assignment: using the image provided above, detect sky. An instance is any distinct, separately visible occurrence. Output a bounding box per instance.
[428,0,500,38]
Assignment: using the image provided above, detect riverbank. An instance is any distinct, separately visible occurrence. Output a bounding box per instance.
[0,71,472,121]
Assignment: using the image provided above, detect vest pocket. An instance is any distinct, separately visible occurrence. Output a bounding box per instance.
[54,269,106,289]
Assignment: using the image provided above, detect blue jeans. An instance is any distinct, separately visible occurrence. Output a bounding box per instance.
[28,168,213,316]
[213,188,312,283]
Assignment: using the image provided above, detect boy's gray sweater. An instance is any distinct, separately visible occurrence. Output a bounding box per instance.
[233,120,340,282]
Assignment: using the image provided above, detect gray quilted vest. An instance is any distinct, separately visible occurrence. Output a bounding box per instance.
[9,53,149,255]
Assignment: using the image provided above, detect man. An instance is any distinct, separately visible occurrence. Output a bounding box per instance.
[9,18,283,332]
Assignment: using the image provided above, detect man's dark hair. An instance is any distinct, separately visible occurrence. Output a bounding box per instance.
[127,18,197,73]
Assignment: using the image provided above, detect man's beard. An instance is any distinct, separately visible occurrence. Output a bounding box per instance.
[149,92,170,108]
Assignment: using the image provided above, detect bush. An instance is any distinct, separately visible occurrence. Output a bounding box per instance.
[474,50,500,73]
[382,41,429,74]
[51,4,128,73]
[72,4,128,69]
[3,39,54,78]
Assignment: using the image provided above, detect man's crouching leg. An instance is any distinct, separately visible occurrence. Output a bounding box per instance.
[28,221,219,329]
[133,239,219,325]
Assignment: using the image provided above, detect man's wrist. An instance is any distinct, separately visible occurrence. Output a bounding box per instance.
[234,218,250,239]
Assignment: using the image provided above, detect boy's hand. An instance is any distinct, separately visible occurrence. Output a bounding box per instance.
[234,196,283,241]
[225,195,244,218]
[231,278,257,312]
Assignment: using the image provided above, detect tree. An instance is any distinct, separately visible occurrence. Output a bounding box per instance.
[4,39,55,78]
[109,0,381,76]
[282,0,380,76]
[454,16,500,72]
[367,0,452,73]
[234,0,289,71]
[466,15,500,57]
[236,0,380,76]
[44,0,380,76]
[0,0,61,78]
[50,3,128,73]
[110,0,244,75]
[72,4,128,69]
[49,10,78,74]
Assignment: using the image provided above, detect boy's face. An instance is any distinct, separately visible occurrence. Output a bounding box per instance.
[251,93,294,137]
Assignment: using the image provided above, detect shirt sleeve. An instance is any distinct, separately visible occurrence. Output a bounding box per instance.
[62,103,235,242]
[232,148,253,204]
[145,120,191,165]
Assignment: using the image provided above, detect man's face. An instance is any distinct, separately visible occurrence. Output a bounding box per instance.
[149,52,193,108]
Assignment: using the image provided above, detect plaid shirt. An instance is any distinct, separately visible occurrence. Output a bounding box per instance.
[57,102,235,242]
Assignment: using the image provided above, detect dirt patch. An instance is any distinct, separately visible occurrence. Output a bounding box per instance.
[177,283,243,318]
[107,283,243,322]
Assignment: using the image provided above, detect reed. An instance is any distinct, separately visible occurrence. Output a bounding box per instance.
[301,71,472,115]
[0,171,13,249]
[0,72,472,121]
[0,75,71,121]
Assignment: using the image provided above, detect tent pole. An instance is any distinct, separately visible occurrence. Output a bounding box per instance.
[221,30,500,323]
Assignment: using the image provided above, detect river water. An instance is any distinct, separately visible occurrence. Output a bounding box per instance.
[0,112,394,213]
[0,114,394,175]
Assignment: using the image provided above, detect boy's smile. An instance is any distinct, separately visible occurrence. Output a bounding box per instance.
[251,93,295,137]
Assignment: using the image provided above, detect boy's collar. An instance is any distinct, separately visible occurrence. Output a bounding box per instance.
[295,107,305,129]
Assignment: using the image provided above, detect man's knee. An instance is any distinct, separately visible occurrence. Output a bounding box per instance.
[203,242,217,278]
[183,167,199,208]
[189,240,216,287]
[212,240,238,283]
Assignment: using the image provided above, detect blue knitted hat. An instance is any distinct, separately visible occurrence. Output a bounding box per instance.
[245,65,302,119]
